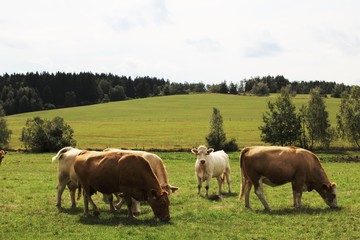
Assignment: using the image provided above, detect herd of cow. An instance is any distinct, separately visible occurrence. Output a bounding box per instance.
[0,145,338,222]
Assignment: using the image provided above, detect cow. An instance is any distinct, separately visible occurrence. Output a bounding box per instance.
[239,146,338,211]
[191,145,231,197]
[0,150,7,165]
[72,151,170,221]
[103,148,179,214]
[52,147,83,209]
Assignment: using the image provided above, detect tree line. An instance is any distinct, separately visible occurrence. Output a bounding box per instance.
[0,72,353,115]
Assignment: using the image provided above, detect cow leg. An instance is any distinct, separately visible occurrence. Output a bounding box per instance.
[197,177,202,195]
[123,194,134,218]
[205,179,211,197]
[131,198,141,216]
[106,194,116,213]
[83,188,99,216]
[56,178,68,208]
[254,179,270,211]
[291,182,303,208]
[68,182,77,209]
[216,176,223,195]
[224,172,231,193]
[243,179,253,209]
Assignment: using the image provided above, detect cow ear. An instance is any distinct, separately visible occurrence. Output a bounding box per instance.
[4,151,7,155]
[191,148,198,154]
[207,148,214,154]
[170,185,179,193]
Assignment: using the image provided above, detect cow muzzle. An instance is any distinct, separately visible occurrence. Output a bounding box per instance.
[200,160,206,164]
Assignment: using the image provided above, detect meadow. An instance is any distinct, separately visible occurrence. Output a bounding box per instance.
[4,93,351,151]
[1,94,359,239]
[0,151,359,239]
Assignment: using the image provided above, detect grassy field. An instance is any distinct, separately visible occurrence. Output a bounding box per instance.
[4,93,350,151]
[0,151,359,239]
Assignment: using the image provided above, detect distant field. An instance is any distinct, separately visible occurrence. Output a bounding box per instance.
[5,93,346,151]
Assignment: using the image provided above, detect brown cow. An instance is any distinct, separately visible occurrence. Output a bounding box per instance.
[72,151,170,221]
[103,148,178,213]
[239,146,338,210]
[0,150,7,165]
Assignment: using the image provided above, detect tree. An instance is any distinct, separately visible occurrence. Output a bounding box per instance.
[336,86,360,148]
[206,108,238,151]
[0,105,12,148]
[305,87,333,149]
[251,82,270,96]
[109,85,126,101]
[20,116,76,152]
[259,87,301,146]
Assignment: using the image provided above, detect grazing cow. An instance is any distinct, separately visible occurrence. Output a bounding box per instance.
[239,146,338,210]
[191,145,231,197]
[0,150,7,165]
[72,151,170,221]
[103,148,179,214]
[52,147,124,210]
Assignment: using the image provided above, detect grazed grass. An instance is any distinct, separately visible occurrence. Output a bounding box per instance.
[1,151,359,239]
[4,94,349,151]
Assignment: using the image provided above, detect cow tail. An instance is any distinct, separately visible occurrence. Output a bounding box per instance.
[51,147,73,162]
[239,147,249,200]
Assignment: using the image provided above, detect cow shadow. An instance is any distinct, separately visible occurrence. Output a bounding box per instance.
[79,214,172,226]
[57,206,83,215]
[78,208,172,226]
[256,206,342,216]
[201,191,238,201]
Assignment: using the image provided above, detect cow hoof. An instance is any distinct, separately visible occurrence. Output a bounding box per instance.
[93,210,100,216]
[133,211,141,216]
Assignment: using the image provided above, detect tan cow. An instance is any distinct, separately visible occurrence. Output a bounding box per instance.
[52,147,177,212]
[103,148,178,214]
[0,150,7,165]
[72,151,170,221]
[239,146,338,210]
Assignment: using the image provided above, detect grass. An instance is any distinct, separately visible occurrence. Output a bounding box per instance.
[1,151,359,239]
[4,93,350,151]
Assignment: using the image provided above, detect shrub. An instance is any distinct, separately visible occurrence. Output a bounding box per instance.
[20,116,76,152]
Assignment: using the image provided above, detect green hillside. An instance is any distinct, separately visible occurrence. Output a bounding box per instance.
[5,93,344,151]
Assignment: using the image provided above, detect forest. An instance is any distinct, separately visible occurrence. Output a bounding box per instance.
[0,72,352,115]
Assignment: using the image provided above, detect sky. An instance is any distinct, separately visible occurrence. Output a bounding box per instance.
[1,0,359,86]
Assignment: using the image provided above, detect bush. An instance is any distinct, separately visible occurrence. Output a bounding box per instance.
[20,116,76,152]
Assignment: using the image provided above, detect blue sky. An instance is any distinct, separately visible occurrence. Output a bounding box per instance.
[1,0,359,86]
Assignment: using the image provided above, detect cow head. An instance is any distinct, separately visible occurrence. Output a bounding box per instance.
[0,150,7,165]
[147,189,170,222]
[191,145,214,165]
[321,182,338,208]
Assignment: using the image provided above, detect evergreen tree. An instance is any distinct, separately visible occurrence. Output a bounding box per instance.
[259,87,301,146]
[206,108,238,151]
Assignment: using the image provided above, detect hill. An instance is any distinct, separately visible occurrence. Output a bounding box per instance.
[4,93,344,151]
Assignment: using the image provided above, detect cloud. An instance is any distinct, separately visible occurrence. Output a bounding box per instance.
[244,41,283,58]
[186,38,222,53]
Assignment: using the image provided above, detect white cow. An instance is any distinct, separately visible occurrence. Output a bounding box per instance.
[191,145,231,197]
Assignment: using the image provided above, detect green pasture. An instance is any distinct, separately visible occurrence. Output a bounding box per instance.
[1,151,359,239]
[4,93,347,151]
